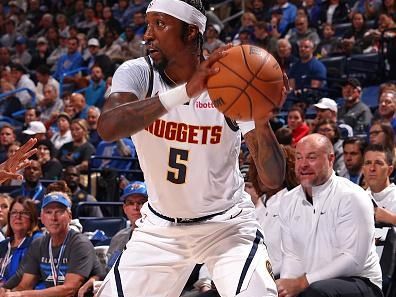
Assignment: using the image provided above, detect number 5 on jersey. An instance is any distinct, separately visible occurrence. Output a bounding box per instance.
[167,148,189,184]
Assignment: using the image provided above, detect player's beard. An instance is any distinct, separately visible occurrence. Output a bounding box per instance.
[152,57,168,73]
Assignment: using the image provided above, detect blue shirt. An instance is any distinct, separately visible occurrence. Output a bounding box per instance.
[289,57,327,90]
[85,80,106,108]
[271,2,297,35]
[53,51,84,81]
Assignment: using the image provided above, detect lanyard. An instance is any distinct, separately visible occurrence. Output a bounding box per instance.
[0,237,26,279]
[22,183,43,201]
[48,231,70,287]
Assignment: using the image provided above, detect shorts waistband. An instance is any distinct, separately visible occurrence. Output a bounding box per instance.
[147,203,232,224]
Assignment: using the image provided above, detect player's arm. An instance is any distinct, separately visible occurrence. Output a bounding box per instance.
[244,121,285,189]
[98,47,230,142]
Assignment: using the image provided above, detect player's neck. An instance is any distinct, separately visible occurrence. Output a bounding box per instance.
[165,54,200,83]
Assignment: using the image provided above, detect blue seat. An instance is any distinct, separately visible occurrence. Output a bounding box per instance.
[81,217,127,237]
[361,85,380,109]
[346,53,383,85]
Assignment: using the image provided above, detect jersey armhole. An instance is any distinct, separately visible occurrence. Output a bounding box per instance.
[144,56,154,98]
[225,117,239,132]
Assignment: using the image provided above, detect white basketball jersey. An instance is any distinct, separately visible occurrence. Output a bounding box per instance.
[111,57,247,218]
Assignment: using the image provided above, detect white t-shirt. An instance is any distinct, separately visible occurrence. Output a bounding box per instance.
[367,183,396,212]
[111,57,248,218]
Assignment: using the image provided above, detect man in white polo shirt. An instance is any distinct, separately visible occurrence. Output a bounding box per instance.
[276,134,382,297]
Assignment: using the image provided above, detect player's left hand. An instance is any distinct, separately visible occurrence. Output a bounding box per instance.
[186,44,232,98]
[0,138,37,184]
[276,275,309,297]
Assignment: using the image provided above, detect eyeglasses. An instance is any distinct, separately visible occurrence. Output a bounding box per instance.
[10,211,30,218]
[369,130,383,136]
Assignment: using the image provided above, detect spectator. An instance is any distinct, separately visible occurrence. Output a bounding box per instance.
[316,23,341,58]
[275,127,293,146]
[29,13,54,40]
[93,137,136,171]
[0,79,23,119]
[338,78,373,134]
[350,0,381,20]
[76,6,98,38]
[57,119,95,172]
[342,136,367,184]
[0,19,17,48]
[376,90,396,127]
[17,108,40,144]
[119,25,144,60]
[10,160,45,205]
[253,21,278,55]
[313,97,353,138]
[84,38,114,78]
[38,84,64,125]
[0,48,11,72]
[250,0,271,22]
[46,31,68,72]
[319,0,350,25]
[270,0,298,36]
[276,133,382,297]
[69,93,89,120]
[62,166,103,219]
[85,65,106,108]
[314,119,348,177]
[9,63,36,108]
[35,65,60,105]
[232,12,257,44]
[368,121,395,152]
[101,6,122,35]
[87,106,102,147]
[285,15,321,50]
[98,30,122,61]
[3,142,23,187]
[11,36,31,67]
[203,24,225,54]
[341,12,369,54]
[36,139,63,181]
[51,112,73,151]
[274,38,298,73]
[288,39,327,90]
[0,194,11,238]
[22,121,47,142]
[302,0,322,27]
[55,14,70,39]
[130,10,147,38]
[0,125,17,163]
[287,106,310,146]
[0,192,99,296]
[363,144,396,225]
[53,37,84,82]
[77,181,148,296]
[0,197,43,289]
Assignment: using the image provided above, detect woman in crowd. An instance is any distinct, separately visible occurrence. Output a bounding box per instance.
[0,194,11,239]
[287,106,310,146]
[36,139,63,180]
[57,119,95,173]
[0,197,43,288]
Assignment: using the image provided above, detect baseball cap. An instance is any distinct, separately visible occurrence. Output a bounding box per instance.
[42,193,71,209]
[23,121,47,135]
[120,181,148,202]
[88,38,100,47]
[208,24,221,35]
[343,78,361,89]
[15,36,27,45]
[37,37,48,44]
[57,112,71,123]
[314,98,338,112]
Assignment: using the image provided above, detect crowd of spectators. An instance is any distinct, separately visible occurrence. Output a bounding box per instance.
[0,0,394,296]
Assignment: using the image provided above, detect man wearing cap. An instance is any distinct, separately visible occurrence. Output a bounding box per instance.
[51,112,73,151]
[0,192,99,297]
[85,38,114,78]
[338,78,373,135]
[10,63,36,108]
[11,36,32,67]
[314,97,353,138]
[22,121,47,142]
[78,181,148,296]
[203,24,225,54]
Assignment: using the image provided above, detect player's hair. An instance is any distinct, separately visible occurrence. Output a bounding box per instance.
[181,0,206,57]
[364,144,394,166]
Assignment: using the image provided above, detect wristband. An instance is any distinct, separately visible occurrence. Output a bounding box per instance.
[237,121,255,135]
[158,83,191,111]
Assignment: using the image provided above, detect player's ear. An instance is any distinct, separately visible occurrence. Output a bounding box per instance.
[187,25,199,42]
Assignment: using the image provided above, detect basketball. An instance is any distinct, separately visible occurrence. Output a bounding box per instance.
[207,45,286,121]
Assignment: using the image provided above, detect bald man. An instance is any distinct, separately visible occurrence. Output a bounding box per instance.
[276,134,382,297]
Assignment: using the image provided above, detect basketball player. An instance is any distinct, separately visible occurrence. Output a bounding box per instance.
[96,0,286,296]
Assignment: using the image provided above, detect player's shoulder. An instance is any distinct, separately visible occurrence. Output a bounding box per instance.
[115,56,151,74]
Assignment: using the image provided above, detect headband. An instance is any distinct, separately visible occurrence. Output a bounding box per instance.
[147,0,207,35]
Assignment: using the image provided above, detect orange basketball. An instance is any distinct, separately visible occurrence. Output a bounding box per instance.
[207,45,286,121]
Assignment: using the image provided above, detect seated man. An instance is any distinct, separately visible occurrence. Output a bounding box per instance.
[363,144,396,225]
[78,181,149,296]
[0,192,98,297]
[276,134,382,297]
